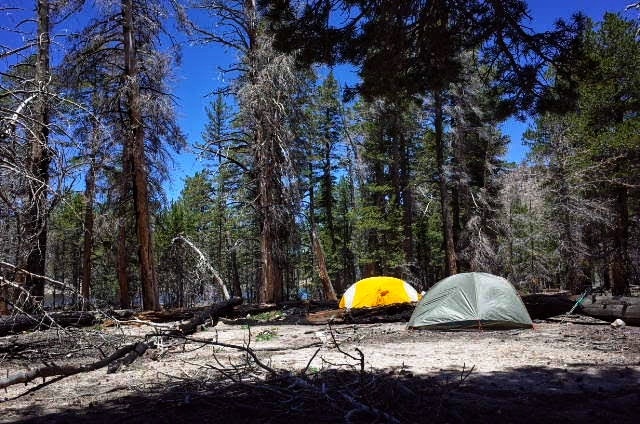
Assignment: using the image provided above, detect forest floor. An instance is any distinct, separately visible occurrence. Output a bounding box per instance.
[1,311,639,424]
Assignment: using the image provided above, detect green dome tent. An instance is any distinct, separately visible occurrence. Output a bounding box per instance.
[408,272,533,330]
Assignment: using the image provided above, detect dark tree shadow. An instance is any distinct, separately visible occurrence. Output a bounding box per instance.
[6,365,639,424]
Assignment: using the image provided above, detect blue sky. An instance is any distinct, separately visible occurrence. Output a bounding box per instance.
[498,0,634,165]
[168,0,633,200]
[0,1,634,200]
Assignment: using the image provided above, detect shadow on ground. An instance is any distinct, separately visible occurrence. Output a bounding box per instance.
[5,364,639,424]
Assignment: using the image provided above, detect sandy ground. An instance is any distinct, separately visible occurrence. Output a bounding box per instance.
[1,316,639,423]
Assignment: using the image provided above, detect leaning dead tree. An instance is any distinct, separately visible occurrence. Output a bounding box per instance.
[171,235,231,300]
[311,228,338,301]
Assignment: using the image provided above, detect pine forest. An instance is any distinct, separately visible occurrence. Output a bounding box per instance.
[1,1,640,422]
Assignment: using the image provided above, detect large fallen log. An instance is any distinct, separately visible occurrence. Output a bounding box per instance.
[0,311,96,337]
[577,296,640,326]
[521,293,640,326]
[521,294,576,320]
[304,303,415,325]
[0,298,245,336]
[176,296,243,335]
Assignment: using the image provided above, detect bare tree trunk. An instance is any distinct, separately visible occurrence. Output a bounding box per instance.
[116,220,130,308]
[172,235,231,300]
[0,285,8,315]
[122,0,159,311]
[229,244,242,298]
[81,159,95,301]
[312,228,337,301]
[258,165,284,303]
[399,133,414,264]
[24,0,52,300]
[434,91,457,276]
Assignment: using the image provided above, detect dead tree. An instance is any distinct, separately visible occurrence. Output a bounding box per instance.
[171,235,231,300]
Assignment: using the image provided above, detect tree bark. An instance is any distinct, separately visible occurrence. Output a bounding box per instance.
[24,0,52,300]
[521,293,640,326]
[259,176,284,303]
[399,132,414,264]
[434,91,457,276]
[81,158,95,301]
[578,295,640,326]
[122,0,159,311]
[228,233,242,298]
[312,228,337,301]
[116,218,130,309]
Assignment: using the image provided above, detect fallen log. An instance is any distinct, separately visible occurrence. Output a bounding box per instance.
[577,296,640,326]
[0,298,245,336]
[304,308,346,325]
[521,294,576,320]
[0,341,148,390]
[521,293,640,326]
[304,303,415,325]
[176,296,243,335]
[0,311,96,337]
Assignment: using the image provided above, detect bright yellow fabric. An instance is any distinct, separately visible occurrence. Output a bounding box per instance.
[339,276,417,309]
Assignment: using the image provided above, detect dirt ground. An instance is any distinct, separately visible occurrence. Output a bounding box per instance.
[1,314,639,423]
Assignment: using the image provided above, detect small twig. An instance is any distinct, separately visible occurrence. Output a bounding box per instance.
[165,333,277,377]
[327,323,366,376]
[301,347,322,375]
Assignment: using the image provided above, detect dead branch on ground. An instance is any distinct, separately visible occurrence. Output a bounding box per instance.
[0,341,149,392]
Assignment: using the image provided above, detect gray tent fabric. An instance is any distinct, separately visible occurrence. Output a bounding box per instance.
[408,272,533,330]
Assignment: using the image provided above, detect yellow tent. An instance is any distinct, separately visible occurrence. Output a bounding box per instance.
[338,276,420,309]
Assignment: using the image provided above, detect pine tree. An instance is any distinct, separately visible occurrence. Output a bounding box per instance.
[62,0,186,309]
[191,0,308,302]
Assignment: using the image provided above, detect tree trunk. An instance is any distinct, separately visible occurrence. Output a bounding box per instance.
[230,244,242,298]
[578,295,640,326]
[258,183,284,303]
[312,228,337,301]
[0,311,96,337]
[434,91,457,276]
[116,219,130,309]
[81,159,95,301]
[24,0,52,300]
[122,0,159,311]
[610,186,629,296]
[399,133,414,264]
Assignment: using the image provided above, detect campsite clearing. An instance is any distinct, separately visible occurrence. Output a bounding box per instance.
[1,316,639,423]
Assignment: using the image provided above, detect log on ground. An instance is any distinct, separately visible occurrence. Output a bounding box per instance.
[577,296,640,326]
[0,311,96,337]
[305,303,414,325]
[521,294,576,320]
[176,296,243,335]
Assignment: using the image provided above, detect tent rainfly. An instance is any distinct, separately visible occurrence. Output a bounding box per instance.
[408,272,533,330]
[339,276,420,309]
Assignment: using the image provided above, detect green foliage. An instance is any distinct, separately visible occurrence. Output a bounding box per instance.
[519,13,640,293]
[20,2,640,308]
[254,328,278,341]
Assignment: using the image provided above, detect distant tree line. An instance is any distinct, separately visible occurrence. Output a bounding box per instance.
[0,1,637,311]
